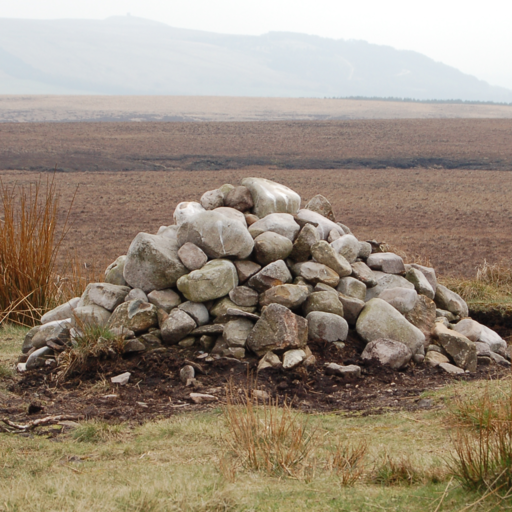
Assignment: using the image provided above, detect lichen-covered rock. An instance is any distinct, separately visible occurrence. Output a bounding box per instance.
[361,339,412,370]
[356,298,425,355]
[302,291,344,317]
[247,303,308,356]
[147,289,181,313]
[304,194,335,221]
[311,241,352,277]
[177,210,254,259]
[434,284,469,318]
[433,323,477,371]
[366,253,405,274]
[337,277,366,301]
[178,242,208,271]
[160,308,197,345]
[254,231,293,265]
[259,284,309,309]
[108,300,158,334]
[290,223,321,262]
[247,260,292,292]
[293,261,340,287]
[177,259,239,302]
[249,213,300,242]
[241,177,301,218]
[104,255,128,286]
[307,311,348,342]
[331,235,360,263]
[78,283,131,312]
[124,232,188,293]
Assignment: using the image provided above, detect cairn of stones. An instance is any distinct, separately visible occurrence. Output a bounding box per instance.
[20,177,511,378]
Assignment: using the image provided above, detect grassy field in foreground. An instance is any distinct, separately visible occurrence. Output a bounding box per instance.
[1,326,511,511]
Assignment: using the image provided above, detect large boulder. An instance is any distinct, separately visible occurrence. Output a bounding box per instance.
[249,213,300,242]
[302,291,344,317]
[356,298,425,355]
[247,260,292,292]
[311,241,352,277]
[78,283,130,312]
[452,318,482,342]
[337,277,366,301]
[108,300,158,334]
[104,255,128,286]
[259,284,309,309]
[177,259,239,302]
[293,261,340,287]
[160,309,197,345]
[41,297,80,325]
[173,201,205,226]
[254,231,293,265]
[478,325,508,354]
[365,272,415,301]
[177,210,254,259]
[331,235,360,263]
[434,284,469,318]
[247,303,308,356]
[241,177,301,218]
[361,339,412,370]
[290,224,321,262]
[307,312,348,342]
[295,209,344,240]
[213,207,248,227]
[433,323,477,371]
[124,232,188,293]
[304,194,335,221]
[378,287,418,315]
[366,253,405,274]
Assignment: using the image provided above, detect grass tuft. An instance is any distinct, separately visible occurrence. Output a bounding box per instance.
[72,420,127,443]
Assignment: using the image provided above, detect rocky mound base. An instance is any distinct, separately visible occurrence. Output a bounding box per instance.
[19,177,511,382]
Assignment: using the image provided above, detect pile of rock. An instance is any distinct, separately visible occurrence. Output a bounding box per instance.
[19,177,510,376]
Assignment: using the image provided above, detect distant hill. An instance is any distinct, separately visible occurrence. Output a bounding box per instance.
[1,16,511,101]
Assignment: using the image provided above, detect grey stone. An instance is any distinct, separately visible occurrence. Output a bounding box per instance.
[178,336,196,348]
[408,263,437,293]
[177,259,239,302]
[73,305,111,328]
[111,372,131,385]
[337,293,365,326]
[249,213,300,242]
[294,261,340,287]
[78,283,130,312]
[190,393,218,404]
[259,284,309,309]
[210,297,257,318]
[337,277,366,301]
[241,177,301,218]
[358,242,372,260]
[405,267,435,299]
[331,235,361,263]
[351,262,378,288]
[244,213,259,226]
[22,326,41,354]
[173,201,205,226]
[108,300,158,334]
[436,309,459,322]
[124,232,188,293]
[304,194,335,221]
[178,302,210,326]
[438,362,465,375]
[290,223,321,262]
[139,333,163,349]
[295,209,344,240]
[26,346,53,370]
[229,286,259,307]
[475,342,492,357]
[258,351,282,371]
[41,298,80,325]
[160,308,197,345]
[224,186,254,212]
[307,311,348,342]
[478,325,508,354]
[157,225,179,239]
[379,287,418,314]
[248,260,292,292]
[223,319,254,347]
[365,272,415,301]
[246,303,308,356]
[433,323,477,371]
[125,288,149,303]
[180,365,195,383]
[328,229,342,243]
[361,339,412,370]
[254,231,293,265]
[325,363,361,378]
[234,260,261,283]
[490,352,511,367]
[178,242,208,271]
[191,324,225,336]
[366,253,406,274]
[31,319,71,350]
[356,298,425,355]
[283,349,307,369]
[434,284,469,318]
[302,291,344,317]
[104,255,128,286]
[425,351,450,367]
[404,295,437,346]
[213,207,248,227]
[177,210,254,260]
[199,335,215,350]
[314,283,337,294]
[311,241,352,277]
[200,189,225,210]
[226,309,261,321]
[148,288,182,313]
[123,339,146,353]
[453,318,482,342]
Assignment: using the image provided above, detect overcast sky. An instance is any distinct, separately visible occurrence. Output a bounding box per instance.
[2,0,511,90]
